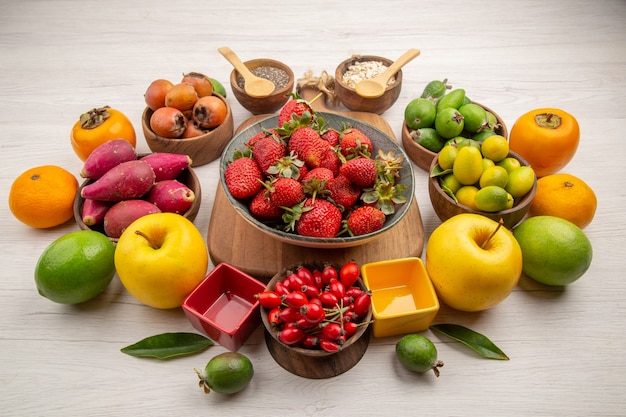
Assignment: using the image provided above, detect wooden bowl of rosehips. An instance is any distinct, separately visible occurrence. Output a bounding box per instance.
[259,261,372,379]
[142,72,234,167]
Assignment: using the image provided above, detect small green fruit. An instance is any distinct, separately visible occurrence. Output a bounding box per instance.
[196,352,254,395]
[396,334,444,377]
[210,78,227,97]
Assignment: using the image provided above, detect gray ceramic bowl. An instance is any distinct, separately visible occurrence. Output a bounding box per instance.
[219,112,415,249]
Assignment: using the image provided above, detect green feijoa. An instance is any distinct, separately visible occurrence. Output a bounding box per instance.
[437,88,466,110]
[412,127,445,152]
[456,138,480,150]
[420,78,451,99]
[404,98,437,130]
[462,95,472,106]
[472,129,497,142]
[396,334,444,377]
[485,111,498,129]
[435,107,465,139]
[459,103,488,134]
[444,136,468,148]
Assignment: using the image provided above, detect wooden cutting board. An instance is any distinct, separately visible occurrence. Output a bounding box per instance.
[207,87,424,281]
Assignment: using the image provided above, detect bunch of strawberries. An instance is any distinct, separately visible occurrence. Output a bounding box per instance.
[224,93,408,238]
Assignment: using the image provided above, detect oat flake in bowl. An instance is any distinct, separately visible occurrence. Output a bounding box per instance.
[342,60,394,88]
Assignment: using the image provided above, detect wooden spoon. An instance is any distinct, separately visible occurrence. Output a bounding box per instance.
[355,48,421,98]
[218,46,275,98]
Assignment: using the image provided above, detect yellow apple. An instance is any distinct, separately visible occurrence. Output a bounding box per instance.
[114,212,208,309]
[425,213,522,312]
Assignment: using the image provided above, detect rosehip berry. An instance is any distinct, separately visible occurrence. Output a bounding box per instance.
[313,270,324,289]
[274,281,290,296]
[285,272,304,292]
[322,264,338,284]
[320,291,339,307]
[345,286,363,300]
[329,280,345,300]
[278,306,301,323]
[344,321,358,338]
[300,302,325,324]
[279,326,306,345]
[320,338,340,352]
[300,334,319,349]
[353,292,372,318]
[256,290,282,309]
[302,284,320,299]
[296,266,315,288]
[321,322,344,341]
[283,290,308,308]
[340,260,360,288]
[268,307,281,327]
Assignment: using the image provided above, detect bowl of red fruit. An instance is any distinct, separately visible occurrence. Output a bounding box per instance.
[259,261,372,379]
[219,100,415,249]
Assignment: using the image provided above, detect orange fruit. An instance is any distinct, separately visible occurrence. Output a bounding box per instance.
[529,173,596,229]
[8,165,79,228]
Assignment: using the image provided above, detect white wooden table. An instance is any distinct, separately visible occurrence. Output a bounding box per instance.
[2,1,625,415]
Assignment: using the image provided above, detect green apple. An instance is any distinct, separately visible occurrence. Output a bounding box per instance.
[425,213,522,312]
[114,212,208,309]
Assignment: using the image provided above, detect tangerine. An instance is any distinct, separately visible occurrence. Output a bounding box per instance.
[529,173,596,229]
[9,165,79,228]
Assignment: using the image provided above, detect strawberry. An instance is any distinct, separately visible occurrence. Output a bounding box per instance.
[339,126,373,159]
[247,128,278,147]
[346,206,386,236]
[292,198,342,238]
[361,180,408,215]
[302,167,335,184]
[327,175,361,209]
[288,126,329,169]
[321,128,340,147]
[265,177,304,208]
[301,167,334,201]
[224,157,263,199]
[266,151,306,180]
[319,147,341,177]
[278,93,314,127]
[251,133,287,175]
[339,157,377,187]
[249,189,283,221]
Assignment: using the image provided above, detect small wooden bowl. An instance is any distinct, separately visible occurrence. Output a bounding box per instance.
[142,93,234,167]
[428,150,536,229]
[74,161,201,243]
[334,55,403,115]
[402,102,508,172]
[261,261,372,379]
[229,58,295,115]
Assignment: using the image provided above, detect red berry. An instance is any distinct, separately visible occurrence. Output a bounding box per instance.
[344,321,359,338]
[256,290,282,309]
[283,291,308,308]
[279,326,306,345]
[321,264,338,285]
[300,302,325,325]
[319,338,340,352]
[278,306,302,323]
[321,322,344,341]
[340,260,360,288]
[353,292,372,319]
[329,280,345,300]
[319,291,339,308]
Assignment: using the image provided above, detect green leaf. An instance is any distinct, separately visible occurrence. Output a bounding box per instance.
[121,332,214,360]
[429,163,451,178]
[430,324,509,360]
